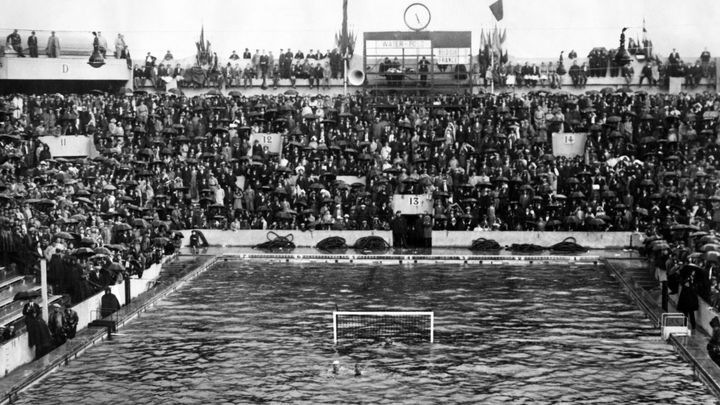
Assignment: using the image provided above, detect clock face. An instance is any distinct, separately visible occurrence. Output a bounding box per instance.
[404,3,431,31]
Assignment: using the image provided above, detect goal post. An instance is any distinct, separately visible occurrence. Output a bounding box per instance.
[332,311,434,344]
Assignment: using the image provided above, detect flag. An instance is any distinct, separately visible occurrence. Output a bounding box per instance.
[490,0,503,21]
[642,18,647,33]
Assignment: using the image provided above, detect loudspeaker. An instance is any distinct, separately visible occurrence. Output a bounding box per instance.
[348,69,365,86]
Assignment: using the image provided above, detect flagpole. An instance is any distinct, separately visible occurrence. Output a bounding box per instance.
[490,42,494,95]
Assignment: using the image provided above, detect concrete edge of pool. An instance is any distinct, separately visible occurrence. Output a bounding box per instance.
[2,253,720,403]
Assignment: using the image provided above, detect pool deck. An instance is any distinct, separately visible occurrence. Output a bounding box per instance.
[607,258,720,398]
[2,249,720,402]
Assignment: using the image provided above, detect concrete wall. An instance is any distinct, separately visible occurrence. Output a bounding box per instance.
[186,229,642,249]
[184,229,393,248]
[0,258,166,377]
[432,231,642,249]
[0,57,131,81]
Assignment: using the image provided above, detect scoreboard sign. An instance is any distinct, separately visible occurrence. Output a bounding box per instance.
[249,133,283,154]
[392,194,433,215]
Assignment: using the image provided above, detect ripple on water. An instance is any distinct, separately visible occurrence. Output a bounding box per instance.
[13,263,717,404]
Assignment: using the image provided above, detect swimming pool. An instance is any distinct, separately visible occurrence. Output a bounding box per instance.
[15,261,715,404]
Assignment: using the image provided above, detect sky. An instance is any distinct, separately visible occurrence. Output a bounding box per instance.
[3,0,719,61]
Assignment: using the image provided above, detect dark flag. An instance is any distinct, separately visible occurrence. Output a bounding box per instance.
[490,0,503,21]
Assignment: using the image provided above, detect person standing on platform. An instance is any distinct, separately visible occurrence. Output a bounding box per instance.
[48,303,67,346]
[6,29,25,57]
[707,317,720,365]
[97,31,108,58]
[100,287,121,318]
[46,31,60,58]
[418,56,430,87]
[27,31,38,57]
[391,211,407,248]
[114,33,125,58]
[677,273,699,331]
[422,214,433,248]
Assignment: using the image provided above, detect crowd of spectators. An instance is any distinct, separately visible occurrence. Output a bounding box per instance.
[134,48,346,90]
[0,93,183,315]
[477,49,715,90]
[0,88,718,237]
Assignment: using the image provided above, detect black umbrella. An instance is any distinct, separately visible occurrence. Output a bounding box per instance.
[14,289,41,301]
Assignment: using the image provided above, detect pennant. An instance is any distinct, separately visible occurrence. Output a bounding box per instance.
[490,0,504,21]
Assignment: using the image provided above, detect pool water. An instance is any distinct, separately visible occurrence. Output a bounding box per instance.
[16,262,716,404]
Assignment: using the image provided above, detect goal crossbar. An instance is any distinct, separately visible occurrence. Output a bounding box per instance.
[332,311,434,344]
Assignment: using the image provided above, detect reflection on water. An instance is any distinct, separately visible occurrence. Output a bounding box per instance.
[17,263,716,404]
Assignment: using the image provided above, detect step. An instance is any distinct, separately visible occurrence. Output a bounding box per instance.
[0,286,41,310]
[0,276,26,293]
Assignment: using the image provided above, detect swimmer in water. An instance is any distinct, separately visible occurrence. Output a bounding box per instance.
[354,363,363,377]
[332,360,341,375]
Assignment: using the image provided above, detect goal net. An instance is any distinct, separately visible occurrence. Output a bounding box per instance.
[333,311,434,344]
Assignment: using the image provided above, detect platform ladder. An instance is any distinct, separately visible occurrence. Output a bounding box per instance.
[661,313,691,339]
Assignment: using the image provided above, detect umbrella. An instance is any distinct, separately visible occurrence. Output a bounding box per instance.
[94,247,113,256]
[114,223,132,231]
[284,89,298,96]
[153,237,170,246]
[14,289,41,301]
[107,262,125,273]
[689,231,709,238]
[105,244,128,251]
[73,247,96,258]
[132,218,151,229]
[103,184,117,191]
[53,231,74,240]
[669,224,699,232]
[79,237,96,247]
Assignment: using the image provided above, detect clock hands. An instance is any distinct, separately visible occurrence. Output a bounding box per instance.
[416,13,421,24]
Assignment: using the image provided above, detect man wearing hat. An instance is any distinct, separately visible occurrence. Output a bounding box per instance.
[48,302,67,346]
[27,30,38,57]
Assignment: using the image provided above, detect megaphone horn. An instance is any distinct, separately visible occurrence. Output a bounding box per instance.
[348,69,365,86]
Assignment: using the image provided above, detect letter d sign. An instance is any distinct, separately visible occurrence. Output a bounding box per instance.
[62,64,69,73]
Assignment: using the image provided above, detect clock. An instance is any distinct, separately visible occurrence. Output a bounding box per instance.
[404,3,431,32]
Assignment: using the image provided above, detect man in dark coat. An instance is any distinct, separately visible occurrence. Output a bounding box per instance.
[6,29,24,57]
[100,287,121,318]
[27,31,38,57]
[677,274,699,330]
[391,211,408,248]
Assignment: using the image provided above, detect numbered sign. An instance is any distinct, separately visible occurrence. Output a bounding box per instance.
[249,133,283,154]
[39,135,99,157]
[551,132,587,158]
[391,194,433,215]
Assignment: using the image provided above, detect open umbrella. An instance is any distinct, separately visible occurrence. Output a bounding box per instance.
[114,223,132,231]
[94,247,113,256]
[53,231,74,240]
[14,289,41,301]
[73,247,96,258]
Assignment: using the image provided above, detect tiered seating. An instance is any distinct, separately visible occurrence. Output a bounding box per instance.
[0,268,61,338]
